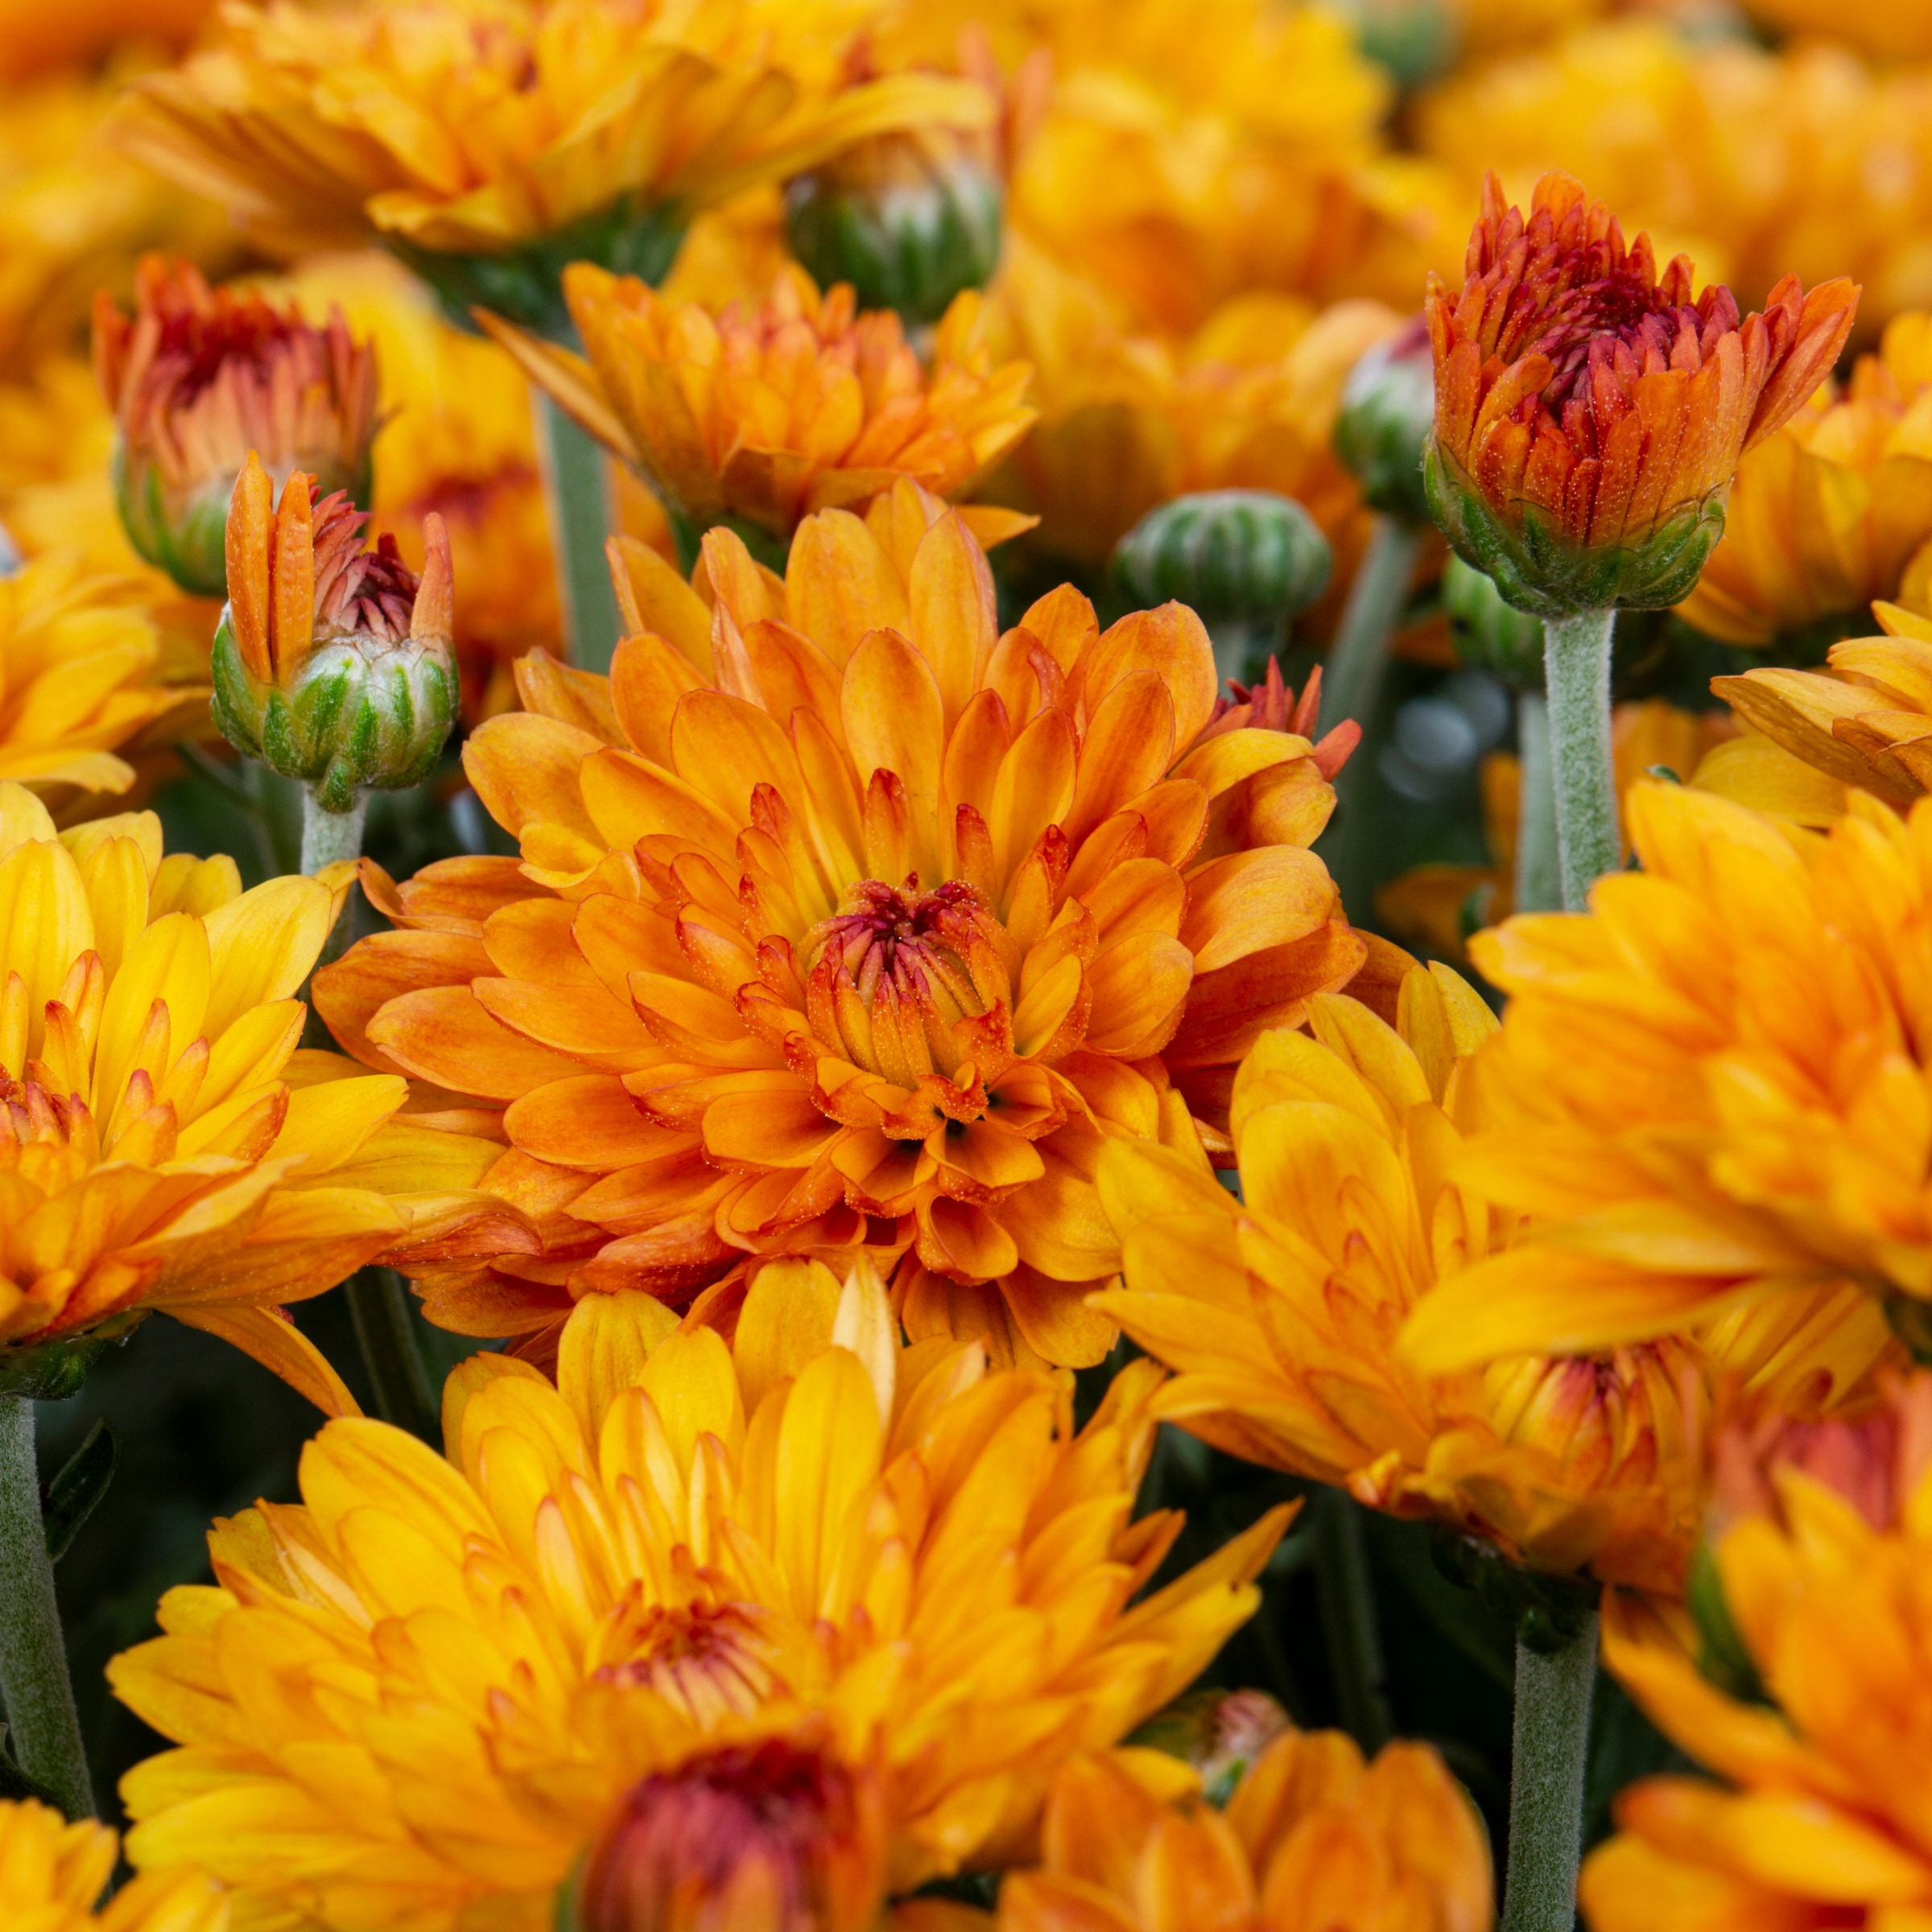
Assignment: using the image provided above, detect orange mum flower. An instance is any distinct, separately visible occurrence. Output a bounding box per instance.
[999,1736,1492,1932]
[315,487,1364,1364]
[482,263,1036,552]
[1425,171,1857,617]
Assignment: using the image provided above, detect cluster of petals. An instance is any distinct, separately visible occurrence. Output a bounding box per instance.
[109,1266,1288,1926]
[997,1733,1492,1932]
[118,0,991,256]
[485,262,1038,540]
[0,781,513,1410]
[1427,170,1856,559]
[0,1798,224,1932]
[1096,961,1722,1593]
[316,485,1364,1365]
[1678,311,1932,648]
[1583,1369,1932,1929]
[1402,780,1932,1382]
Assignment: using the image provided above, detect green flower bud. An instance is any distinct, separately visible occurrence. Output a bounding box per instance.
[785,133,1004,328]
[1111,489,1332,626]
[1443,554,1546,687]
[1334,316,1434,526]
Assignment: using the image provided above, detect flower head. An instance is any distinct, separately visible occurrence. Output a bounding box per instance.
[0,552,208,817]
[1678,311,1932,650]
[1401,780,1932,1380]
[109,1270,1290,1922]
[1424,171,1857,617]
[485,264,1036,549]
[314,490,1364,1365]
[93,255,378,599]
[1096,961,1724,1593]
[1580,1368,1932,1932]
[0,1798,225,1932]
[0,780,515,1407]
[212,452,457,812]
[998,1732,1492,1932]
[121,0,993,335]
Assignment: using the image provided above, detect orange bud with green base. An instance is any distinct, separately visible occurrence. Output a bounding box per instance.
[1423,172,1859,620]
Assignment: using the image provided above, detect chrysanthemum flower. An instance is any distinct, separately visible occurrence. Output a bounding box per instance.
[0,551,208,817]
[1095,961,1746,1595]
[1678,312,1932,650]
[483,263,1038,551]
[1580,1368,1932,1930]
[0,779,517,1408]
[1402,779,1932,1375]
[119,0,993,334]
[1425,171,1857,618]
[0,1797,224,1932]
[313,489,1364,1364]
[998,1735,1492,1932]
[93,255,378,601]
[109,1267,1291,1922]
[1736,0,1932,60]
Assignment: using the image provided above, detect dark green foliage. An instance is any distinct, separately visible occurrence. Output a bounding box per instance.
[43,1422,117,1564]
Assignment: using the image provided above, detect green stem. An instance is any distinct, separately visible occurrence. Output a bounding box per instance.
[0,1397,91,1818]
[1312,1488,1393,1755]
[1319,514,1422,737]
[1501,1614,1598,1932]
[299,789,369,973]
[345,1269,440,1445]
[1513,691,1562,914]
[1541,609,1618,912]
[537,391,622,678]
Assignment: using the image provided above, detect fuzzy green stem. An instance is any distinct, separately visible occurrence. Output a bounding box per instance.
[1501,1615,1598,1932]
[0,1398,91,1818]
[537,391,622,678]
[1541,609,1618,911]
[1319,514,1421,737]
[1513,691,1562,915]
[300,789,369,973]
[1312,1488,1393,1755]
[345,1269,440,1445]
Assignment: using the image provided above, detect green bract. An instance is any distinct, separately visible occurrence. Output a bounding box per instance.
[391,194,689,340]
[785,151,1003,328]
[212,607,459,815]
[1443,554,1546,687]
[1334,331,1435,526]
[1112,489,1332,627]
[1424,437,1727,621]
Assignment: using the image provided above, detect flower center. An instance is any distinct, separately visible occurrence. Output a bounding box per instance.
[599,1603,782,1728]
[802,878,1001,1087]
[311,490,420,646]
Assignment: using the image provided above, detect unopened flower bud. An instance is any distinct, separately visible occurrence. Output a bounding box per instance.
[572,1740,886,1932]
[1112,489,1332,628]
[1443,554,1545,687]
[1335,315,1435,526]
[1129,1688,1290,1806]
[212,451,456,813]
[93,255,377,598]
[785,130,1003,328]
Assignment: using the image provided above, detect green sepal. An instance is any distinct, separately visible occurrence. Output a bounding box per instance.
[1111,489,1332,627]
[785,156,1004,328]
[0,1313,144,1402]
[43,1419,116,1563]
[1442,553,1546,687]
[1686,1541,1765,1704]
[1424,437,1727,620]
[390,194,690,341]
[1430,1525,1600,1652]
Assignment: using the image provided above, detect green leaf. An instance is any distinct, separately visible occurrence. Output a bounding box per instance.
[43,1419,116,1563]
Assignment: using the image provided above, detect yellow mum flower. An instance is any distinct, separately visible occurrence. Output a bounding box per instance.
[120,0,991,333]
[109,1269,1290,1924]
[0,780,518,1408]
[999,1736,1492,1932]
[1402,779,1932,1377]
[0,552,208,817]
[484,262,1038,550]
[1739,0,1932,60]
[1580,1370,1932,1930]
[1679,312,1932,650]
[0,1797,224,1932]
[313,492,1364,1366]
[1095,962,1751,1596]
